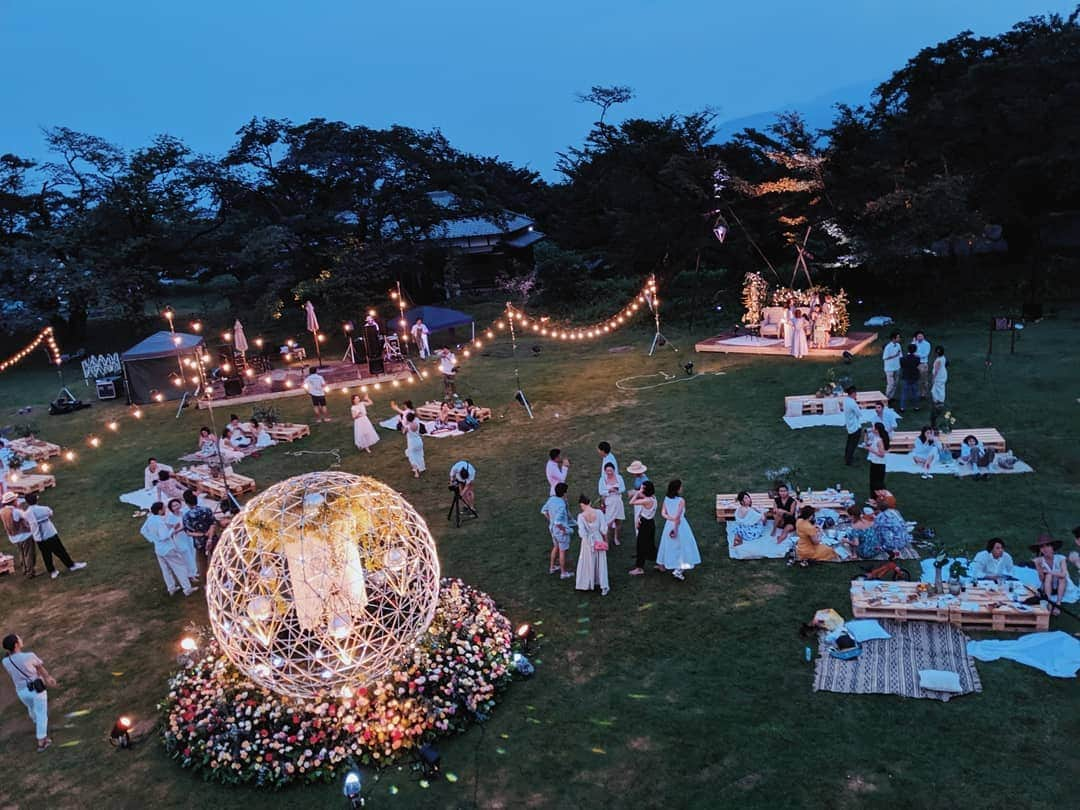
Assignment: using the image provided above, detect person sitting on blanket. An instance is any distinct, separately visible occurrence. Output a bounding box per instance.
[219,428,249,458]
[249,419,276,449]
[155,470,186,504]
[226,414,253,447]
[872,401,899,436]
[841,505,882,559]
[731,491,767,547]
[796,505,840,563]
[911,425,938,479]
[771,483,799,544]
[959,435,993,480]
[1031,535,1069,615]
[969,537,1014,581]
[432,401,454,432]
[869,490,912,553]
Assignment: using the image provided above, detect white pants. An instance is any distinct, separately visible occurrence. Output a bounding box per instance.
[175,535,198,579]
[17,687,48,739]
[419,335,430,358]
[157,549,193,594]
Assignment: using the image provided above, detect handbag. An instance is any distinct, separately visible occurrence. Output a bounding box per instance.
[8,658,47,693]
[593,540,609,552]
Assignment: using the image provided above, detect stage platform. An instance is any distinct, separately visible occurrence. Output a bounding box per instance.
[694,331,879,357]
[197,361,417,409]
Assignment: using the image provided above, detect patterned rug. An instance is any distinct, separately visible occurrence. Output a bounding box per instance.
[813,620,982,702]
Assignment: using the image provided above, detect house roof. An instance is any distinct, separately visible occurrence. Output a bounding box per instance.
[121,331,204,361]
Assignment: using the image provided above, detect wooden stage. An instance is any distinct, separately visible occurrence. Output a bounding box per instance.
[695,331,879,357]
[197,360,417,409]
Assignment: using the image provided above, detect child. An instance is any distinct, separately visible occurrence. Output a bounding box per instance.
[541,483,575,579]
[140,502,198,597]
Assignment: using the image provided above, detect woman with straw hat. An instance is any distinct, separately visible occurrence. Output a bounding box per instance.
[1030,535,1068,615]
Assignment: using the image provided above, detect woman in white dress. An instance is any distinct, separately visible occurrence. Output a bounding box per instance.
[656,479,701,580]
[931,345,948,406]
[250,419,276,449]
[781,299,795,348]
[165,498,198,583]
[790,310,810,359]
[597,462,626,546]
[403,412,425,478]
[575,495,610,596]
[350,394,380,453]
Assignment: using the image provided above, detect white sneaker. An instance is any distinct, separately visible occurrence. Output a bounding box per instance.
[672,570,685,581]
[50,571,59,579]
[560,571,574,580]
[601,587,610,596]
[548,565,559,574]
[184,586,200,596]
[70,562,88,571]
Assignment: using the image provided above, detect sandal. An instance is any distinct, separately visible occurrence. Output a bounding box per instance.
[628,568,644,576]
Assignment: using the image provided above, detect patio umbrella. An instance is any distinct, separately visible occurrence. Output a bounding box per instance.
[233,319,249,356]
[304,300,323,365]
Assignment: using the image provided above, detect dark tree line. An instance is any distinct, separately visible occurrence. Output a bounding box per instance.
[2,9,1078,342]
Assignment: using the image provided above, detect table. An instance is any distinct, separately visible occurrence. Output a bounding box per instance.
[851,580,1050,632]
[5,473,56,495]
[716,488,855,522]
[6,437,61,461]
[175,465,256,500]
[783,391,888,417]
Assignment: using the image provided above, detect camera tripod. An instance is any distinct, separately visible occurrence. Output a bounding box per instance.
[446,485,478,527]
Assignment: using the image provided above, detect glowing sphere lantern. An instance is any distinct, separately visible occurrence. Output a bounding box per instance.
[206,472,441,699]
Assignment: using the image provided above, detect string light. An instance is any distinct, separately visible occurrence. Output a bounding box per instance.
[0,326,62,373]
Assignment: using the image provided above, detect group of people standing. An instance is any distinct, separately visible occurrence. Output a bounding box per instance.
[881,330,947,415]
[541,442,701,596]
[785,293,837,359]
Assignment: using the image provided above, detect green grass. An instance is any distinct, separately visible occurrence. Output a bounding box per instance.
[1,306,1079,809]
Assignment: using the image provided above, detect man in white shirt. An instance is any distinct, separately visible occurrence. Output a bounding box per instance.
[913,331,932,399]
[143,457,174,490]
[303,366,329,422]
[872,402,899,436]
[1,491,37,577]
[597,441,617,475]
[438,348,458,399]
[140,501,197,596]
[449,460,477,510]
[842,386,863,466]
[546,448,569,496]
[410,318,431,359]
[23,492,87,580]
[881,331,902,401]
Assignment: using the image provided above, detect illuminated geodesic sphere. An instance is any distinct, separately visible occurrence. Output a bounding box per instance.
[206,472,441,699]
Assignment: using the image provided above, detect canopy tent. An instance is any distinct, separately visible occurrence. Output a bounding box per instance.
[404,305,475,338]
[121,330,204,404]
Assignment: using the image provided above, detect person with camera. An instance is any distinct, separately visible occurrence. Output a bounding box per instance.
[3,633,57,752]
[449,460,476,511]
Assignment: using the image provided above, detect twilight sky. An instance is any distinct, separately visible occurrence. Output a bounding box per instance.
[1,1,1071,178]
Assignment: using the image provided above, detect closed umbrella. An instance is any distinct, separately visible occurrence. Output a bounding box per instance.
[304,301,323,366]
[233,319,249,356]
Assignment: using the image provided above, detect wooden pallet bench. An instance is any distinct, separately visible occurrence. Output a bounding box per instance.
[0,554,14,576]
[175,465,256,500]
[784,391,888,417]
[415,401,493,424]
[851,580,1049,632]
[6,437,62,461]
[5,474,56,495]
[889,428,1006,454]
[716,488,854,522]
[263,422,310,442]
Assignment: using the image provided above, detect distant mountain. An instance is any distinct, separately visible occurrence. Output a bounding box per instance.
[714,79,881,142]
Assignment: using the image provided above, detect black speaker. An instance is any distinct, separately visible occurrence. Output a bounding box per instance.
[361,325,381,361]
[223,377,244,397]
[368,356,385,375]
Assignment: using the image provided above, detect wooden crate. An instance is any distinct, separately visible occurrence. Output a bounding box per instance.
[5,474,56,494]
[783,391,888,417]
[7,437,61,461]
[175,466,256,500]
[851,581,1049,632]
[0,554,14,576]
[415,401,492,424]
[716,489,854,522]
[267,422,310,442]
[889,428,1006,454]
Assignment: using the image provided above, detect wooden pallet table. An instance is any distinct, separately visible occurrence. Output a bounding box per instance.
[889,428,1006,454]
[851,580,1049,632]
[415,401,493,424]
[0,554,14,576]
[175,466,256,500]
[5,474,56,494]
[6,437,62,461]
[716,488,855,522]
[264,422,310,442]
[783,391,888,417]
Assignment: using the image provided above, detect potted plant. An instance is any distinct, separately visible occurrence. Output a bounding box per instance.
[947,559,967,595]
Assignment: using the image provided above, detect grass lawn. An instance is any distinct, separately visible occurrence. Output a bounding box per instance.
[1,305,1078,809]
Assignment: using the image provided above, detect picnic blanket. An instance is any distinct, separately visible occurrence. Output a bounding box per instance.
[967,632,1080,678]
[377,416,463,438]
[782,408,881,430]
[884,453,1033,477]
[119,488,219,512]
[919,558,1079,604]
[727,520,919,562]
[813,619,982,701]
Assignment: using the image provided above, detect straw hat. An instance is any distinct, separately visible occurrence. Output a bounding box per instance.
[1029,534,1062,553]
[626,460,647,475]
[2,491,18,504]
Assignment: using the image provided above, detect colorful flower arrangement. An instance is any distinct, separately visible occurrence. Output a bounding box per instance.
[741,272,769,326]
[160,578,515,788]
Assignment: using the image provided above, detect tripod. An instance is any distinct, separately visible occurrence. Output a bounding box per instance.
[446,485,478,527]
[647,292,676,356]
[507,303,534,418]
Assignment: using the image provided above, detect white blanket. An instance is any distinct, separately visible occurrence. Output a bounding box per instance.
[726,520,795,560]
[119,488,218,512]
[919,557,1079,604]
[885,454,1033,477]
[967,632,1080,678]
[377,416,463,438]
[783,408,881,430]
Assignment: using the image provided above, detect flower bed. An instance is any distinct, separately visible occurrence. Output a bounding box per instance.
[160,578,515,788]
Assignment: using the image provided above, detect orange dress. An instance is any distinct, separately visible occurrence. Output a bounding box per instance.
[796,518,839,562]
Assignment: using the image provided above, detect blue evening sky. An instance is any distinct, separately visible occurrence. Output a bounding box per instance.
[1,1,1071,179]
